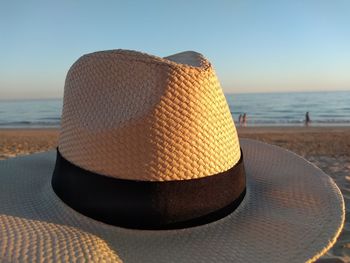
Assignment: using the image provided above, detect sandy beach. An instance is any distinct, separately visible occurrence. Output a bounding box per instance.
[0,127,349,262]
[0,128,59,160]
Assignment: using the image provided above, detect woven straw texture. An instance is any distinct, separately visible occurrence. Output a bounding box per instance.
[0,139,344,263]
[59,50,240,181]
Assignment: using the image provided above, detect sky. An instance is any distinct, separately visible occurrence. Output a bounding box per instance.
[1,0,350,99]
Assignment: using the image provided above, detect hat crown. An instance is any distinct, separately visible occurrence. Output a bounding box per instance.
[59,49,240,181]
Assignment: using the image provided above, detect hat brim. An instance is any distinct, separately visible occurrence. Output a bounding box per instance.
[0,139,344,263]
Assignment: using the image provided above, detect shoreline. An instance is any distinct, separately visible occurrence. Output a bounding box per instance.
[238,126,350,133]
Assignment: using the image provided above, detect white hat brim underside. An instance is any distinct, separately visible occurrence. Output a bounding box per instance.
[0,139,344,263]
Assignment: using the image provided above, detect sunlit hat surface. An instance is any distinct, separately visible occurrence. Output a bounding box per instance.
[0,49,344,263]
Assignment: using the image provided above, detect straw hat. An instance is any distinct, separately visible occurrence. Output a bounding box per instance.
[0,50,344,263]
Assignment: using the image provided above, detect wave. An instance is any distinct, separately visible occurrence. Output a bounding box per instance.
[0,121,60,128]
[38,117,61,121]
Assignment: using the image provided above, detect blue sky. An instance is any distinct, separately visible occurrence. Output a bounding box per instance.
[1,0,350,99]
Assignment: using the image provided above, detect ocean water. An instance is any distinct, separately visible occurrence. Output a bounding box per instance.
[0,91,349,128]
[228,91,350,126]
[0,99,62,128]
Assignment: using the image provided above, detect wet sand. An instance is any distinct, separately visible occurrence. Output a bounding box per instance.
[0,127,349,262]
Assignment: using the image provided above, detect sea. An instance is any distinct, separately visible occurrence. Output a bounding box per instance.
[0,91,349,128]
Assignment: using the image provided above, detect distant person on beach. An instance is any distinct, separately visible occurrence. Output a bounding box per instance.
[243,113,247,127]
[305,112,311,126]
[238,114,242,126]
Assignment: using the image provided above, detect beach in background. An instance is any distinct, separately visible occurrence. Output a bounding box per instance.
[0,91,349,262]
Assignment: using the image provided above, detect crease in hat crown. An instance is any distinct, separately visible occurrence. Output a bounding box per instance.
[58,49,241,181]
